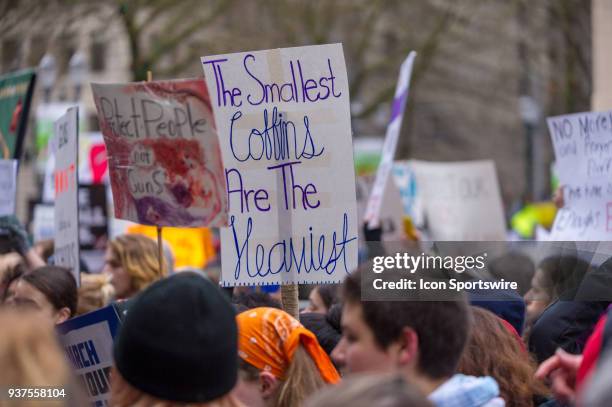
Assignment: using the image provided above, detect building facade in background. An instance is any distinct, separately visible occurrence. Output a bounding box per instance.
[0,0,594,221]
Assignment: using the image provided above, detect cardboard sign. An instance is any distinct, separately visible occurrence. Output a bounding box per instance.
[412,160,506,241]
[91,79,228,227]
[0,68,36,159]
[547,110,612,240]
[57,305,121,407]
[53,107,80,285]
[364,52,416,227]
[0,159,18,216]
[202,44,358,286]
[127,224,215,270]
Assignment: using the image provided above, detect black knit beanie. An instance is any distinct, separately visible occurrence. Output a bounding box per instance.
[113,272,238,403]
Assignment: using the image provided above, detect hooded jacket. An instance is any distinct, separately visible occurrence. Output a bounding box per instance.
[429,374,505,407]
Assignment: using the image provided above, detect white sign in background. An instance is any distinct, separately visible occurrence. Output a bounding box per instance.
[32,204,55,242]
[202,44,358,286]
[412,160,506,241]
[43,132,109,203]
[53,107,80,285]
[547,110,612,240]
[364,51,417,228]
[0,159,18,216]
[392,160,424,227]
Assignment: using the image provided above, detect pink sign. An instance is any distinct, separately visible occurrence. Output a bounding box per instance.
[91,79,227,227]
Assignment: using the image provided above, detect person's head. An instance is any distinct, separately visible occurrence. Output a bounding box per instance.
[8,266,77,324]
[0,310,82,406]
[234,307,339,407]
[232,290,282,313]
[300,312,341,356]
[103,234,167,299]
[332,264,470,393]
[305,373,432,407]
[303,285,338,314]
[112,272,240,406]
[488,251,535,296]
[524,255,590,323]
[77,272,115,315]
[458,306,548,405]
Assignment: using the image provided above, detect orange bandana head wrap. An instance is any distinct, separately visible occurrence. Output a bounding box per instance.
[236,307,340,384]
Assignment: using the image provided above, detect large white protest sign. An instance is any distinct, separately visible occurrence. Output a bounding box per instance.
[547,110,612,240]
[412,160,506,241]
[57,305,121,407]
[53,107,80,285]
[202,44,358,286]
[91,79,227,227]
[0,159,18,216]
[364,52,416,227]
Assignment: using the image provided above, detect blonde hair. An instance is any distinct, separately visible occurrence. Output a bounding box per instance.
[110,367,243,407]
[239,344,326,407]
[110,234,167,294]
[77,273,115,315]
[0,310,72,406]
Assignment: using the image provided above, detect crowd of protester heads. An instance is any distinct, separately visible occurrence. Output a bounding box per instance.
[4,214,612,407]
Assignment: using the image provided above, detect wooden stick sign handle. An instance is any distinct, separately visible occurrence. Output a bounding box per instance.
[157,225,164,275]
[145,70,165,276]
[281,284,299,320]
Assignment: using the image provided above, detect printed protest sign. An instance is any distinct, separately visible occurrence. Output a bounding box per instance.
[91,79,227,227]
[364,52,416,228]
[0,159,18,216]
[412,160,506,241]
[547,110,612,240]
[0,68,36,159]
[202,44,358,286]
[53,107,80,285]
[57,305,121,407]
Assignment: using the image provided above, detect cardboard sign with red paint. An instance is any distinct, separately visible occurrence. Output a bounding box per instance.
[91,79,227,227]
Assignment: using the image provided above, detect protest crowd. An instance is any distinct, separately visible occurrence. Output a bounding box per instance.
[1,5,612,406]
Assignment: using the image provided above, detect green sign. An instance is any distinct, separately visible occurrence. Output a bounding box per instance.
[0,68,36,159]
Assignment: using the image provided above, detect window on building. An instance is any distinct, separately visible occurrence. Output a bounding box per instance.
[90,31,106,72]
[28,35,47,67]
[1,38,21,72]
[58,32,76,75]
